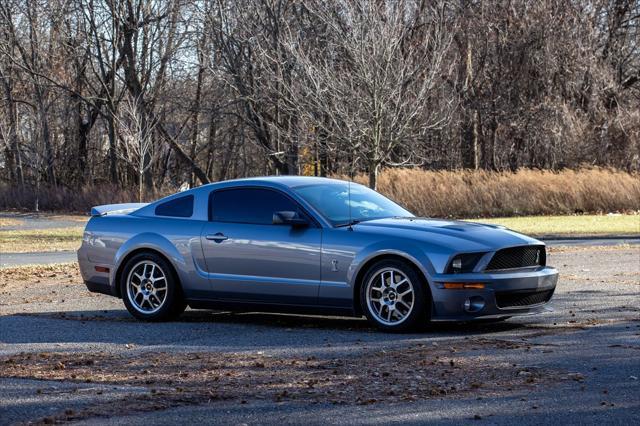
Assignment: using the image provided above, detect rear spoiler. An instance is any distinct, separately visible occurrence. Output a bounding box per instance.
[90,203,149,217]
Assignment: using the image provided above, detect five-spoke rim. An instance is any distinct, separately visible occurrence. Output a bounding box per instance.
[126,261,168,314]
[366,267,415,325]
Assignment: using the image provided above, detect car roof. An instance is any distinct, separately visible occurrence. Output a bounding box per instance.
[132,175,359,227]
[202,175,350,189]
[146,176,352,209]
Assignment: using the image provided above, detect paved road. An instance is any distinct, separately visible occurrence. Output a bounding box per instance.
[0,212,85,231]
[544,236,640,246]
[1,246,638,425]
[0,213,85,267]
[0,251,78,267]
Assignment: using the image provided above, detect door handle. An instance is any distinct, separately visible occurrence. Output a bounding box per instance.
[206,233,228,242]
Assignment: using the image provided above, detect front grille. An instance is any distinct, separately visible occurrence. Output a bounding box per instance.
[495,289,554,308]
[485,245,545,271]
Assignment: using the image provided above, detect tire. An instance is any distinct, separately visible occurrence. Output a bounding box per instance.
[360,259,430,332]
[119,252,187,321]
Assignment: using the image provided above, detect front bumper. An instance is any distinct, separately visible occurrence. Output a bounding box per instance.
[429,266,558,321]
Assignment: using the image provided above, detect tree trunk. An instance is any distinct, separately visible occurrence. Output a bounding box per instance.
[460,110,477,169]
[487,114,497,170]
[157,124,210,184]
[286,140,299,175]
[368,161,379,190]
[77,114,89,182]
[474,110,481,170]
[205,112,217,180]
[0,76,23,185]
[460,33,478,169]
[318,129,328,177]
[509,136,522,172]
[144,150,153,193]
[108,112,118,184]
[189,47,205,187]
[139,171,144,202]
[38,102,56,185]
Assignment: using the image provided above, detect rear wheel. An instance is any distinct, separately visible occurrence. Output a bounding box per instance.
[120,252,186,321]
[360,259,430,332]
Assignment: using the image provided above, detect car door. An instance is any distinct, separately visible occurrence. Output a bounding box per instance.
[200,187,322,305]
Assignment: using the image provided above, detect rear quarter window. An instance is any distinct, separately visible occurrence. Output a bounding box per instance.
[155,195,194,218]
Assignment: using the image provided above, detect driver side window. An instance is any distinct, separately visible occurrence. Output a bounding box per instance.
[209,188,302,225]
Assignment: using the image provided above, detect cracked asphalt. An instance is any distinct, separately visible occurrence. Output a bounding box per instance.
[0,245,639,425]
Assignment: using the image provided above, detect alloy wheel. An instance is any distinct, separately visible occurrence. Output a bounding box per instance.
[365,267,415,326]
[126,260,168,314]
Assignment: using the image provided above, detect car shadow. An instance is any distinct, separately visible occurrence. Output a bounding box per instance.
[12,306,619,363]
[3,307,527,345]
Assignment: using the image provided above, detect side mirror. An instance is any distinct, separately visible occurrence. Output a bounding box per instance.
[273,211,309,227]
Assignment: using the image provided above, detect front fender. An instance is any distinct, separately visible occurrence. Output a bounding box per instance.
[347,240,436,289]
[110,232,186,288]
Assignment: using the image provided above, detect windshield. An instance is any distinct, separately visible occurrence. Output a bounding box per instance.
[293,182,413,227]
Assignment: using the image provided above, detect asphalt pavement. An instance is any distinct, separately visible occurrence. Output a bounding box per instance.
[0,251,78,267]
[0,212,84,231]
[1,246,639,425]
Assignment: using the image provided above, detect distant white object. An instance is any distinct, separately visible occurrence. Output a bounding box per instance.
[179,182,190,192]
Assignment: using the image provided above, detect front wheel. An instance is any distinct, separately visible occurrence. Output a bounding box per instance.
[360,259,430,332]
[120,252,186,321]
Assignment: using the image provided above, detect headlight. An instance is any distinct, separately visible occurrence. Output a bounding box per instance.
[452,258,462,270]
[446,252,486,274]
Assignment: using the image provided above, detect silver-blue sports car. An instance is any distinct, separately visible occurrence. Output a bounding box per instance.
[78,176,558,331]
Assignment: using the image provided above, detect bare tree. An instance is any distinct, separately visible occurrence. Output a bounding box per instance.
[0,0,59,185]
[115,94,158,202]
[280,0,456,188]
[0,60,24,186]
[0,0,638,203]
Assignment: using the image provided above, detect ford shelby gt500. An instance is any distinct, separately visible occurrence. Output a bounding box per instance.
[78,176,558,331]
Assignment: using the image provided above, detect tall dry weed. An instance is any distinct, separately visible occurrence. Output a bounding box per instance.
[367,168,640,217]
[1,168,638,217]
[0,184,158,213]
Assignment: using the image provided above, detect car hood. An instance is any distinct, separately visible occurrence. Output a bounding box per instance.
[354,217,541,252]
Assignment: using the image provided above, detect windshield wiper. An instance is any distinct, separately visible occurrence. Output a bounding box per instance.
[336,216,405,227]
[335,219,361,228]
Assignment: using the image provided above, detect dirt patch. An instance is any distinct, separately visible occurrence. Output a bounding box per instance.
[0,263,83,310]
[0,263,80,289]
[1,343,566,424]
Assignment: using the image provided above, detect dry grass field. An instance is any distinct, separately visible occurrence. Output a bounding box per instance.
[366,168,640,218]
[2,169,639,218]
[0,169,637,255]
[471,214,640,236]
[0,227,84,253]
